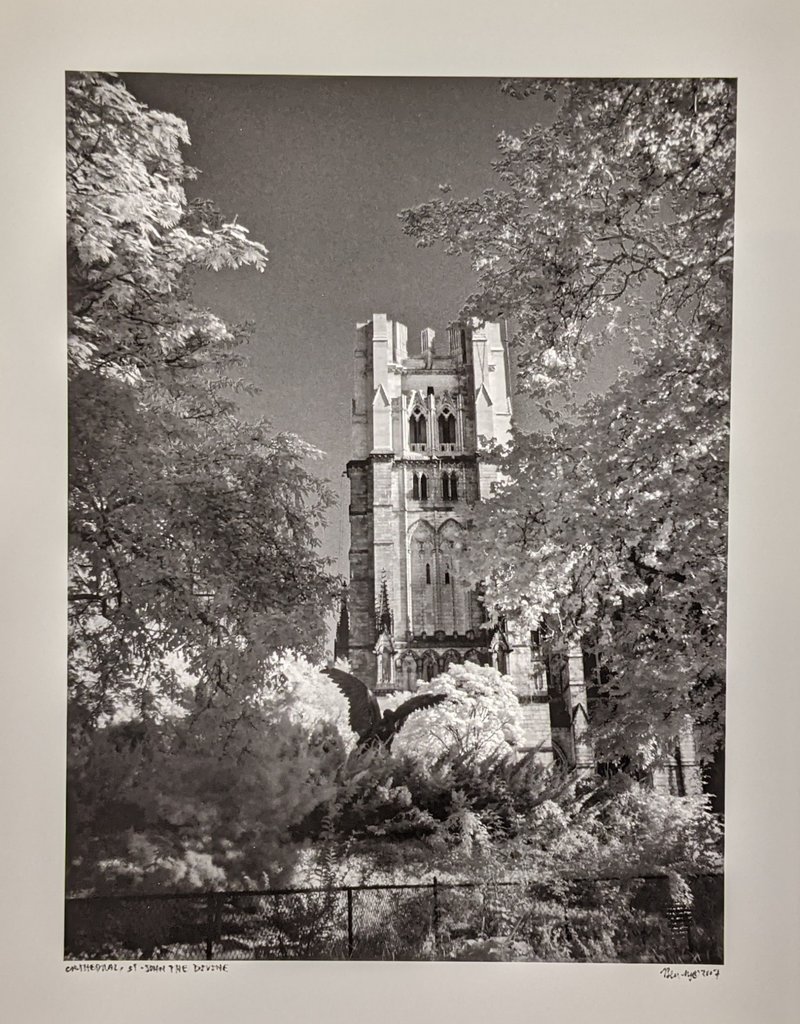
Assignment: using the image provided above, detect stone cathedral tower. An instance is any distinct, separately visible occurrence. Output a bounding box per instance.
[335,313,593,764]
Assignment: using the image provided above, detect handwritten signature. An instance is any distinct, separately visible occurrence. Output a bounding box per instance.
[660,966,720,981]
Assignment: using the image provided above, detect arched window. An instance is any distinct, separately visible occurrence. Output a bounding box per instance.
[409,407,426,448]
[441,650,460,673]
[438,410,456,446]
[444,569,450,585]
[420,473,428,501]
[441,471,458,501]
[412,473,419,500]
[425,563,431,585]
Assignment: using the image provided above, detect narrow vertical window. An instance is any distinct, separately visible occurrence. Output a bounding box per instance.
[438,410,456,445]
[444,570,450,585]
[426,563,431,585]
[450,473,458,500]
[409,409,427,447]
[442,472,450,501]
[460,328,467,362]
[412,473,419,500]
[420,473,428,500]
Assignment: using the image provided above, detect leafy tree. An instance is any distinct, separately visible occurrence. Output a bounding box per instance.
[400,79,734,764]
[67,73,338,730]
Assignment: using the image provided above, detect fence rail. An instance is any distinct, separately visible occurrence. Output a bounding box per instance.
[65,874,723,963]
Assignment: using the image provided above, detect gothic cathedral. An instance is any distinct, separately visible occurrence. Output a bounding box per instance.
[333,314,592,766]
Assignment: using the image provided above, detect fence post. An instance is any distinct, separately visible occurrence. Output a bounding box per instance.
[205,894,223,960]
[347,887,354,959]
[205,894,215,960]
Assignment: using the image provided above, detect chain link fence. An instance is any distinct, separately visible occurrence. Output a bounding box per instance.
[65,874,722,962]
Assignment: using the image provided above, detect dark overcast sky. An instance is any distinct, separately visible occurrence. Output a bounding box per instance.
[122,74,623,576]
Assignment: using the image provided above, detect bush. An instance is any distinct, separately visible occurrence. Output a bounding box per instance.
[391,662,524,765]
[67,653,359,894]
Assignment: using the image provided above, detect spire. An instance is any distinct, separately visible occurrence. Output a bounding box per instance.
[376,572,393,636]
[333,585,350,662]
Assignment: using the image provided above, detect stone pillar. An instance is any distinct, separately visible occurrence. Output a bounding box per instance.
[392,320,408,363]
[346,460,375,684]
[565,645,594,770]
[485,321,512,447]
[455,393,465,454]
[351,323,370,459]
[425,386,435,457]
[420,327,435,368]
[371,457,395,635]
[371,314,392,452]
[677,724,703,796]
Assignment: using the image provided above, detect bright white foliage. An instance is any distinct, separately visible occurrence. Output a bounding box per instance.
[390,661,524,766]
[261,652,358,750]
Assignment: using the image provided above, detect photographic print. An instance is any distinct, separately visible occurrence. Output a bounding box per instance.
[65,73,733,963]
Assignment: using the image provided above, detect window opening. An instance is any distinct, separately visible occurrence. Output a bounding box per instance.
[426,563,431,585]
[420,473,428,500]
[438,410,456,445]
[409,410,427,447]
[412,473,419,500]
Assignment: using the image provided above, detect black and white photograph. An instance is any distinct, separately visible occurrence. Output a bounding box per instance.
[64,73,732,963]
[2,2,799,1021]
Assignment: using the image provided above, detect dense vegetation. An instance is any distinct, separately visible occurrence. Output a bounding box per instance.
[401,79,733,766]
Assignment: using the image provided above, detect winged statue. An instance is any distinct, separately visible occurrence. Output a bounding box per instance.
[323,665,448,748]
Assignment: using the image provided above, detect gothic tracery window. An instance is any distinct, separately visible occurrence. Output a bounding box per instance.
[409,407,427,448]
[438,409,456,447]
